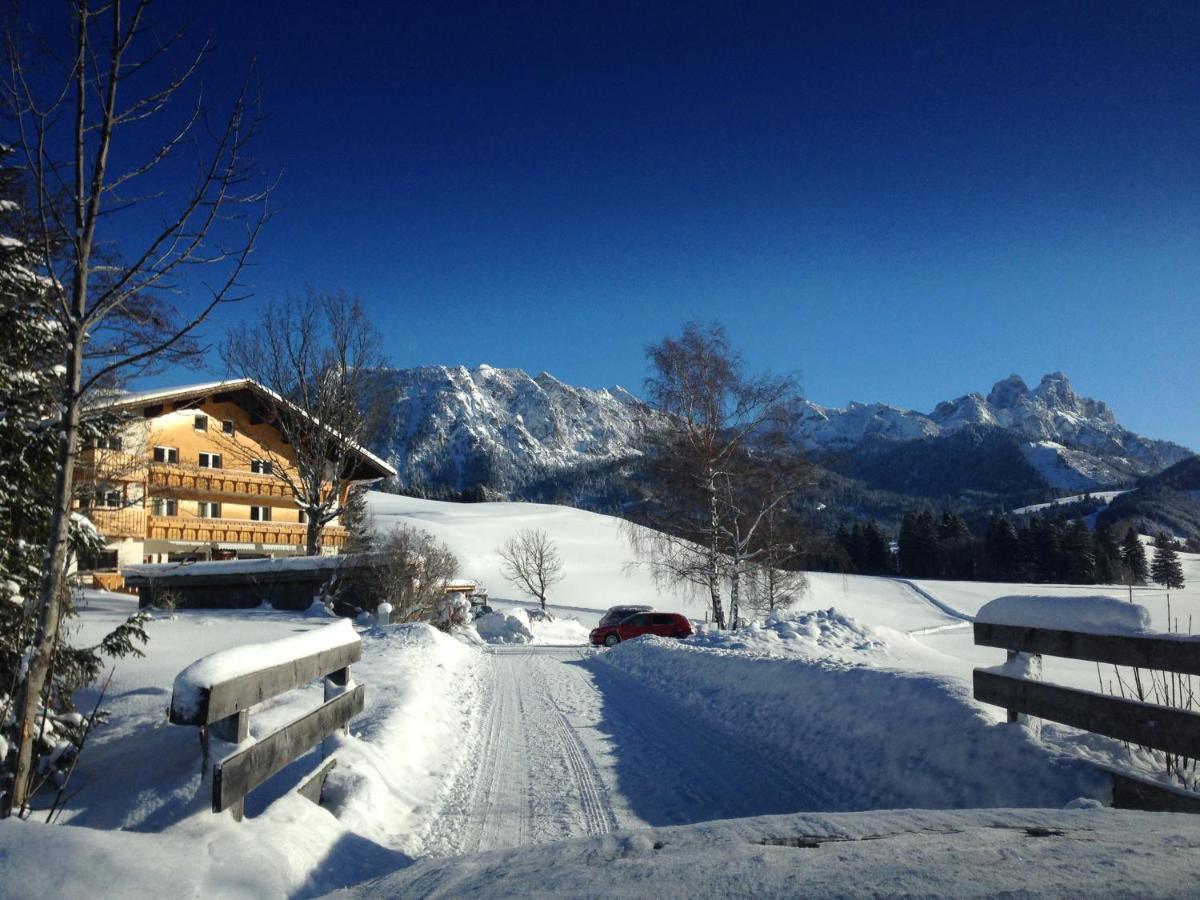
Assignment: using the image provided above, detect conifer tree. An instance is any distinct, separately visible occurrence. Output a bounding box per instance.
[1092,523,1124,585]
[0,146,149,814]
[1150,533,1185,590]
[1063,519,1096,585]
[1121,528,1149,585]
[861,520,894,575]
[985,516,1020,581]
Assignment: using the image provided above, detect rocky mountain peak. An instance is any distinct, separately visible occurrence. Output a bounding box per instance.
[986,374,1030,408]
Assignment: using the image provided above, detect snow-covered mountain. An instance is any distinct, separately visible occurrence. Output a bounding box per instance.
[368,365,656,498]
[367,366,1191,502]
[799,372,1191,490]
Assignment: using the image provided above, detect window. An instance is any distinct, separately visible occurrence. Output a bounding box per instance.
[97,488,123,509]
[651,614,676,626]
[222,419,235,436]
[198,452,223,469]
[250,506,272,522]
[297,510,307,524]
[250,458,273,475]
[97,435,122,450]
[197,501,221,518]
[194,414,208,432]
[152,446,179,464]
[152,498,177,516]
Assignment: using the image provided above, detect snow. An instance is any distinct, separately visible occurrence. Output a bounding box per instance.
[170,619,360,720]
[366,492,703,617]
[473,609,535,644]
[596,636,1105,811]
[341,806,1200,899]
[1011,489,1129,515]
[686,607,887,661]
[474,606,592,645]
[127,554,349,580]
[976,594,1153,635]
[7,502,1200,896]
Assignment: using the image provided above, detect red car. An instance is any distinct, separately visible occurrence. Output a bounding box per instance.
[590,612,694,647]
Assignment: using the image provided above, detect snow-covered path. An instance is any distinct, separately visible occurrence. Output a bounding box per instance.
[422,645,825,856]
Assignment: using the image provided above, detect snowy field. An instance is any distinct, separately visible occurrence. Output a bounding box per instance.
[3,493,1200,897]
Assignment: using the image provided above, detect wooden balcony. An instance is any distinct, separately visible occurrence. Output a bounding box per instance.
[148,461,295,501]
[83,507,147,539]
[76,449,147,483]
[147,515,347,549]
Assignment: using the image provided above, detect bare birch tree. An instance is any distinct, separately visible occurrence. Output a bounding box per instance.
[222,289,387,555]
[631,321,804,629]
[498,528,563,613]
[1,0,268,817]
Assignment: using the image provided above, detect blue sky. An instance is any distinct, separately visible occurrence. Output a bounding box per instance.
[55,2,1200,447]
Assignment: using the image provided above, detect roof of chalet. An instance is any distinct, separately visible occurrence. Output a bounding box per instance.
[94,378,396,481]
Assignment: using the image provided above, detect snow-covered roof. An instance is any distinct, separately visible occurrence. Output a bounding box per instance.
[93,378,396,480]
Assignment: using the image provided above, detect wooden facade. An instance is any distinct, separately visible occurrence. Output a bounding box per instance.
[76,380,394,573]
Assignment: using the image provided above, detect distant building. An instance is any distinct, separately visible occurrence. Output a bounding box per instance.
[75,380,395,582]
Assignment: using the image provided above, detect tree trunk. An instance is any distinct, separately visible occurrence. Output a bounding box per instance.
[729,558,741,630]
[306,513,321,556]
[706,472,726,629]
[9,334,85,815]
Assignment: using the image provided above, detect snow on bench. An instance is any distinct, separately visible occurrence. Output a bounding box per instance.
[171,618,361,722]
[168,619,364,821]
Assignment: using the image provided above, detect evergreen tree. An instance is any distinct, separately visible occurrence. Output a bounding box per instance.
[1092,523,1124,585]
[1121,528,1149,585]
[984,516,1020,581]
[861,520,894,575]
[1150,533,1185,589]
[0,146,148,815]
[1063,518,1096,585]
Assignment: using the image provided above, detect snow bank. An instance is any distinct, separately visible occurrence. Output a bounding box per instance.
[474,609,535,644]
[324,623,483,856]
[171,619,359,721]
[475,607,591,645]
[341,806,1200,899]
[595,638,1106,811]
[688,608,886,660]
[528,614,591,645]
[976,595,1152,635]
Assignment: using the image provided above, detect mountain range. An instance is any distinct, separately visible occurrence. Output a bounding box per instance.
[366,365,1195,530]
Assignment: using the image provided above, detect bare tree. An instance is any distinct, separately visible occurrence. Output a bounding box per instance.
[2,1,267,817]
[631,321,801,629]
[498,528,563,613]
[364,525,459,623]
[223,289,387,555]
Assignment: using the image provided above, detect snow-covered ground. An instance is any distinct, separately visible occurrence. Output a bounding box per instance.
[5,496,1200,897]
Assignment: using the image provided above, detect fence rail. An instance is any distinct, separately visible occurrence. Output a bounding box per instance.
[973,619,1200,813]
[169,623,363,820]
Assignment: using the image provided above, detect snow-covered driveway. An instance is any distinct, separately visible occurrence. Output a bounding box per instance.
[422,645,826,855]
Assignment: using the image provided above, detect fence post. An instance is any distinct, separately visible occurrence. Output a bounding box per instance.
[210,709,249,820]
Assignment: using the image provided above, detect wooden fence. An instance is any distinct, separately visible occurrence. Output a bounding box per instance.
[973,620,1200,813]
[169,627,364,820]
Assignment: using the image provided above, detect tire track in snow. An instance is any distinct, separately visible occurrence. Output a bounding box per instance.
[530,660,618,837]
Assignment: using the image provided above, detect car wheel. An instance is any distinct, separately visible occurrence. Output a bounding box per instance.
[603,633,621,647]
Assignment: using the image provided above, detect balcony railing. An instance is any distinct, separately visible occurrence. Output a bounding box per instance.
[82,506,147,539]
[148,461,295,501]
[147,515,347,549]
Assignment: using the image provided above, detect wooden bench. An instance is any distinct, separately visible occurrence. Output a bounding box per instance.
[169,622,364,820]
